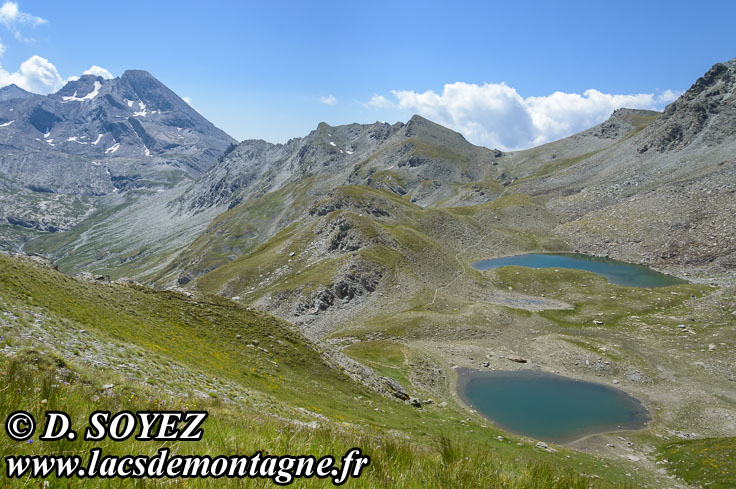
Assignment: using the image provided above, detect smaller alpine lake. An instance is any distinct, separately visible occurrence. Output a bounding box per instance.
[472,253,686,288]
[457,369,649,444]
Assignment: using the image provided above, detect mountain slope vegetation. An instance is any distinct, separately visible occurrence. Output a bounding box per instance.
[0,253,652,488]
[3,58,736,488]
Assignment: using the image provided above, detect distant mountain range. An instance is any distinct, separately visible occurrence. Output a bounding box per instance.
[3,58,735,307]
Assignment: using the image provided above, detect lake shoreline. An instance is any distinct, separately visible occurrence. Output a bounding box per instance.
[471,252,687,288]
[456,368,651,445]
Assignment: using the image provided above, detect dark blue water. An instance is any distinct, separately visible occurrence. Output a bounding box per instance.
[458,369,649,443]
[472,253,685,288]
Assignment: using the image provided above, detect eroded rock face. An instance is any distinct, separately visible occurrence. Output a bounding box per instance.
[309,192,391,218]
[295,259,384,316]
[641,59,736,153]
[326,216,368,253]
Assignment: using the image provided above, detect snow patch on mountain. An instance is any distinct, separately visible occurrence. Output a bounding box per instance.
[62,81,102,103]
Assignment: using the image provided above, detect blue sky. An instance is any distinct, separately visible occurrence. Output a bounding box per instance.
[0,1,734,149]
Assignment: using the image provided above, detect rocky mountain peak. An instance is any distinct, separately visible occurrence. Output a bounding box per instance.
[0,67,235,204]
[639,57,736,153]
[117,70,192,115]
[403,113,469,144]
[0,83,36,102]
[51,75,107,105]
[683,58,735,101]
[121,69,157,80]
[175,113,502,215]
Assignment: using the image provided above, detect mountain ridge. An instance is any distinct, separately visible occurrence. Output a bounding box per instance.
[8,57,736,489]
[0,69,236,249]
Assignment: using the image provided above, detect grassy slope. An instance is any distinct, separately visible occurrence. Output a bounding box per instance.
[152,179,318,286]
[1,355,601,489]
[174,184,736,489]
[190,186,433,300]
[191,187,565,311]
[656,438,736,489]
[491,267,710,329]
[0,254,645,488]
[24,202,132,272]
[343,340,413,390]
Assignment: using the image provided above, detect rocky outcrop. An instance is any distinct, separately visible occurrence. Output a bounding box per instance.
[382,376,410,400]
[296,259,383,316]
[309,191,391,218]
[640,59,736,153]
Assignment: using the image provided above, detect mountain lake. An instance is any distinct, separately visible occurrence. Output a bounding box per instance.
[472,253,686,288]
[457,369,649,444]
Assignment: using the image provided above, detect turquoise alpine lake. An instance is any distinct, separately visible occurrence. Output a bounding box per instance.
[472,253,686,288]
[457,369,649,444]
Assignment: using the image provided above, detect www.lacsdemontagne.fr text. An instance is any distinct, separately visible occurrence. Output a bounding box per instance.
[6,447,369,485]
[4,410,370,485]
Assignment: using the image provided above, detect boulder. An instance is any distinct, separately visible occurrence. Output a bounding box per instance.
[381,377,409,401]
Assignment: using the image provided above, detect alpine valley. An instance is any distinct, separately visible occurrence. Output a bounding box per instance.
[1,59,735,489]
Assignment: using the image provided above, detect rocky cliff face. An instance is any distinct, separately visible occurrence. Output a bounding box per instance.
[639,58,736,153]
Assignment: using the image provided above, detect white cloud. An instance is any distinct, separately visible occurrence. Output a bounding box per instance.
[0,1,46,41]
[367,94,393,108]
[82,65,113,79]
[319,94,337,106]
[0,40,4,57]
[0,54,62,93]
[657,89,680,104]
[182,96,200,113]
[388,82,679,150]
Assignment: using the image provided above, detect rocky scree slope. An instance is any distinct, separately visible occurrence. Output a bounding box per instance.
[29,104,648,286]
[504,58,736,275]
[28,104,662,333]
[25,58,736,331]
[23,115,502,282]
[182,53,736,340]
